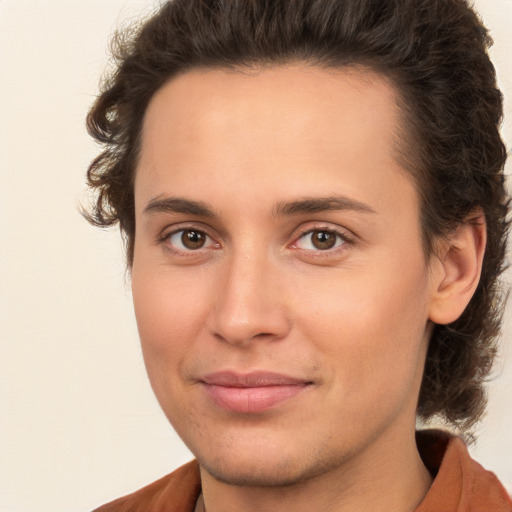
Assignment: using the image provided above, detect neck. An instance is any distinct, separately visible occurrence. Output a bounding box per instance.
[198,426,433,512]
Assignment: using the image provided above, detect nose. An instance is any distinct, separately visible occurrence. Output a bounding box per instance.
[207,251,291,346]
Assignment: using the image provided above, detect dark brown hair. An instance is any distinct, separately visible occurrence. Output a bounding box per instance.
[85,0,509,433]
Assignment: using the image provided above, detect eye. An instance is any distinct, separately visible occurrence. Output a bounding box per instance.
[166,229,216,251]
[294,229,346,251]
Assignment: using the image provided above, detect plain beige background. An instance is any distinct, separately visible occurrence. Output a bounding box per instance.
[0,1,510,511]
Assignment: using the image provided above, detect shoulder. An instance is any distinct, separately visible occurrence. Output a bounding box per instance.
[92,460,201,512]
[416,430,512,511]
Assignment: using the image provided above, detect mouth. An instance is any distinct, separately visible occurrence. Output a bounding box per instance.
[199,371,313,413]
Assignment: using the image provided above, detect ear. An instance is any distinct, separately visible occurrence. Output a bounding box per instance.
[428,211,486,325]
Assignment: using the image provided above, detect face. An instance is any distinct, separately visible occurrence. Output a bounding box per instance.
[132,65,437,486]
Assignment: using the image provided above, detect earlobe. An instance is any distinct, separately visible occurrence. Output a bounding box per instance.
[428,211,486,325]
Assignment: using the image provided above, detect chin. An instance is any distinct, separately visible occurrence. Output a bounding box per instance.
[199,460,308,487]
[196,446,343,488]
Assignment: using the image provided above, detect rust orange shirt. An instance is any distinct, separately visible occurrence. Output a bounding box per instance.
[93,431,511,512]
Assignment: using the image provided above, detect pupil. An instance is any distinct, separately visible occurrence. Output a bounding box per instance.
[182,230,205,249]
[313,231,336,250]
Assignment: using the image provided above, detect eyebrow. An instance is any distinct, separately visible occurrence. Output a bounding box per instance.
[143,197,217,217]
[142,195,377,218]
[274,196,377,216]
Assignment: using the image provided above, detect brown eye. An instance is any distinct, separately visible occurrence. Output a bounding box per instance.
[311,231,337,250]
[294,229,346,251]
[166,228,215,251]
[181,230,206,249]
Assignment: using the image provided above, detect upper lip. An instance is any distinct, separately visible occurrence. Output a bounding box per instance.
[200,371,311,387]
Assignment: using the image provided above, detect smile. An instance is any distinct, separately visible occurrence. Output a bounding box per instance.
[200,371,312,413]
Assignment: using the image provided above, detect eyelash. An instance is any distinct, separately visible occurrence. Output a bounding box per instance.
[158,225,219,256]
[157,224,354,257]
[290,227,352,253]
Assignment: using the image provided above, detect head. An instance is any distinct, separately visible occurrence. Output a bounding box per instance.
[86,0,508,455]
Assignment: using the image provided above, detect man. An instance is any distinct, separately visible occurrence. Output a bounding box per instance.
[86,0,511,510]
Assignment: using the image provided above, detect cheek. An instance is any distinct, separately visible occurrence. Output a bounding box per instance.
[130,268,216,436]
[131,265,212,394]
[293,258,431,401]
[132,264,209,343]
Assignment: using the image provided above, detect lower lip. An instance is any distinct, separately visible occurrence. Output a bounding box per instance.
[203,383,309,413]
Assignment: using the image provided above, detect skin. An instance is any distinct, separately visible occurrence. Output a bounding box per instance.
[131,65,484,512]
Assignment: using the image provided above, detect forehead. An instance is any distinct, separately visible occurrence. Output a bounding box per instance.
[136,64,413,215]
[139,64,404,165]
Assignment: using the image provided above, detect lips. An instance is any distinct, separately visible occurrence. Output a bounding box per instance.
[200,371,312,413]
